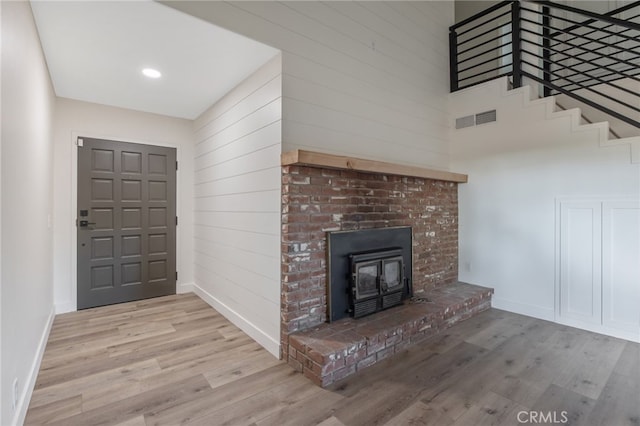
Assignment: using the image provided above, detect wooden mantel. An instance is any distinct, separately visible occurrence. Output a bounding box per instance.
[281,150,468,183]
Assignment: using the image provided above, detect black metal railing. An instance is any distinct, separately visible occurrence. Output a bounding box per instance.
[449,0,640,129]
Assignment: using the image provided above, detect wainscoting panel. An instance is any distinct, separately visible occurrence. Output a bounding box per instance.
[602,201,640,333]
[558,198,640,341]
[559,201,602,325]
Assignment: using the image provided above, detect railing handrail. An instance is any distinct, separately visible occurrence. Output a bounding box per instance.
[448,0,640,129]
[522,6,640,43]
[520,17,640,60]
[546,0,640,38]
[530,0,640,32]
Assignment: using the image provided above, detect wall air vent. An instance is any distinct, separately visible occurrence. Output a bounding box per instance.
[455,115,475,129]
[455,109,497,129]
[476,110,497,125]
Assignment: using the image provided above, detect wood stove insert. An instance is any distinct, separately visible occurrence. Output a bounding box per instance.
[327,227,412,322]
[350,248,405,318]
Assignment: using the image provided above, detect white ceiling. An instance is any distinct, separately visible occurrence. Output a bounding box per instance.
[30,1,280,119]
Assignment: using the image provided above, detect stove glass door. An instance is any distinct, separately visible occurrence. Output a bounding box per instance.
[355,261,379,299]
[382,257,403,292]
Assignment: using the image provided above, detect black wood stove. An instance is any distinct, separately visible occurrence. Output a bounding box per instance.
[349,248,405,318]
[327,227,412,322]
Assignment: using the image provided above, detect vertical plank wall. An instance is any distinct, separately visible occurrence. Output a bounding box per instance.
[164,1,454,170]
[192,55,282,356]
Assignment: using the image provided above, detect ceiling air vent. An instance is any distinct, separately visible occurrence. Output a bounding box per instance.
[455,109,497,129]
[476,110,497,125]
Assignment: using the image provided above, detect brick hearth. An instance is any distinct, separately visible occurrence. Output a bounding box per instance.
[288,282,493,387]
[280,152,492,385]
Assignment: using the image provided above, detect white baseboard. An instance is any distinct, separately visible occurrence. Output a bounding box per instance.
[492,297,640,343]
[12,306,55,426]
[556,317,640,343]
[491,297,555,322]
[191,283,280,358]
[176,282,194,294]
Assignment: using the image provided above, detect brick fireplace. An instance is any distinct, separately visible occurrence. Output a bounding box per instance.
[280,151,492,386]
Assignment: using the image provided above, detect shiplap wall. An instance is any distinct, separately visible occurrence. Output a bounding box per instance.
[163,1,454,170]
[192,55,282,357]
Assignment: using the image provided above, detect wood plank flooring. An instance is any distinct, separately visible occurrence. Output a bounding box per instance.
[26,294,640,425]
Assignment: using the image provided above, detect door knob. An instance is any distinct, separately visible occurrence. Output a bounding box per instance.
[79,220,96,227]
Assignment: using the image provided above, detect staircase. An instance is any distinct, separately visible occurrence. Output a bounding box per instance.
[554,77,639,139]
[450,75,639,163]
[449,0,640,137]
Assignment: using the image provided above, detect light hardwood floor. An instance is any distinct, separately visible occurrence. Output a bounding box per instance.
[26,294,639,425]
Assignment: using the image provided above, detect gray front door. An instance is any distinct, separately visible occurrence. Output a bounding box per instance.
[77,137,177,309]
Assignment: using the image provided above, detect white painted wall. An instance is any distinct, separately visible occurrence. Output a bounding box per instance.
[450,78,640,341]
[192,55,282,357]
[52,98,195,313]
[1,2,56,424]
[163,1,454,170]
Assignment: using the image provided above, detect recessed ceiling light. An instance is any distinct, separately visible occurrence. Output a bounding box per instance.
[142,68,162,79]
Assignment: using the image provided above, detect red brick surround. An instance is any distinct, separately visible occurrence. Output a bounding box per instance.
[281,165,460,359]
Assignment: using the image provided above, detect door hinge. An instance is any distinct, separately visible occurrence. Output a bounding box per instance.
[76,138,84,147]
[176,271,178,281]
[176,216,178,226]
[176,161,178,171]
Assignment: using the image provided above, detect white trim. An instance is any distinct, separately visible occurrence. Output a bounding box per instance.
[68,131,183,312]
[554,197,561,324]
[491,297,555,322]
[0,1,3,415]
[70,133,78,311]
[12,307,55,426]
[556,317,640,343]
[191,282,280,358]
